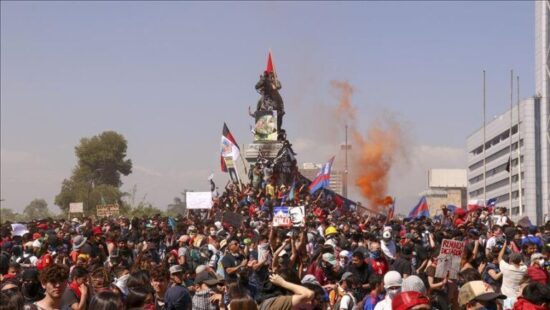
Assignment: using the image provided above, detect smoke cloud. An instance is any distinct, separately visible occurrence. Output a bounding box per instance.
[331,81,406,212]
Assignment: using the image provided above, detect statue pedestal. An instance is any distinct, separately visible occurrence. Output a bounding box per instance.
[244,141,283,164]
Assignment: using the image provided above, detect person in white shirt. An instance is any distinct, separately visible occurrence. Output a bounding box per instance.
[498,242,527,309]
[374,271,402,310]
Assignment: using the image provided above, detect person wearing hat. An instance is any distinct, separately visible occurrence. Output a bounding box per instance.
[191,271,224,310]
[527,252,549,285]
[165,265,192,310]
[69,235,87,264]
[458,280,506,310]
[373,271,402,310]
[333,272,357,310]
[391,291,431,310]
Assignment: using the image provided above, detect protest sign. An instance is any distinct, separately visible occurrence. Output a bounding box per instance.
[435,239,465,280]
[289,206,305,227]
[69,202,84,213]
[273,206,291,227]
[96,204,120,217]
[223,212,245,228]
[11,223,29,237]
[254,110,278,141]
[186,192,213,209]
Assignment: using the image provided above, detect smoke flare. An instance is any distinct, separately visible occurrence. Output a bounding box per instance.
[331,80,404,211]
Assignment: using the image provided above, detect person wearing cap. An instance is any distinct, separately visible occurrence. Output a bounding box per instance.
[391,291,430,310]
[338,250,350,268]
[70,235,87,264]
[458,280,506,310]
[192,271,224,310]
[165,264,192,310]
[333,272,357,310]
[527,252,549,285]
[374,271,402,310]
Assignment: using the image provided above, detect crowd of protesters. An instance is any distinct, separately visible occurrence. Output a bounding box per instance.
[1,178,550,310]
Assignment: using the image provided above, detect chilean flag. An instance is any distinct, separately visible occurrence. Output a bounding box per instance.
[308,156,335,194]
[467,199,484,212]
[220,123,240,172]
[408,196,430,218]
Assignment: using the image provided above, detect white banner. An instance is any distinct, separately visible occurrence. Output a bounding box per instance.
[11,223,29,237]
[69,202,84,213]
[186,192,213,209]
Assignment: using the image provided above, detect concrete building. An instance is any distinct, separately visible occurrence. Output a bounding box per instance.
[420,169,467,216]
[466,98,545,224]
[300,163,344,195]
[466,3,550,225]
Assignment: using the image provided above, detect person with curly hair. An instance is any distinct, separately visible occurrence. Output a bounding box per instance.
[32,264,70,310]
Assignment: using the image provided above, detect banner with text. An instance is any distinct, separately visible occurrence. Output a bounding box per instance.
[435,239,465,280]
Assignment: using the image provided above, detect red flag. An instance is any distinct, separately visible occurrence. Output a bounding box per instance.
[220,123,240,172]
[266,51,274,73]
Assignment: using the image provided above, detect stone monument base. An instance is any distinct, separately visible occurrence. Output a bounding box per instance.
[244,141,283,164]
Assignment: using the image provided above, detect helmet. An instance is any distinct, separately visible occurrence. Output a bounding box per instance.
[325,226,338,236]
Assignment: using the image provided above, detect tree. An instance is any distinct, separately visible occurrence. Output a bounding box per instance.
[23,199,50,220]
[55,131,132,215]
[167,189,192,217]
[0,208,25,223]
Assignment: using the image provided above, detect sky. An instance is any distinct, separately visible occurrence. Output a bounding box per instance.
[1,1,535,215]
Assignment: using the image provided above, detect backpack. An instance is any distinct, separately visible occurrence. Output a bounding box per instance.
[333,293,357,310]
[185,247,202,272]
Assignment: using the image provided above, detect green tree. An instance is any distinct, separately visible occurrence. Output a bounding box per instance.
[167,189,192,217]
[23,199,50,220]
[55,131,132,215]
[0,208,24,223]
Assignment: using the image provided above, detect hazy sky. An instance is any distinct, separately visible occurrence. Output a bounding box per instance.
[1,1,534,214]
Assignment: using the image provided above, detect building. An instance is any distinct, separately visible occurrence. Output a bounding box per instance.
[466,98,545,224]
[466,3,550,225]
[420,169,467,216]
[299,163,344,195]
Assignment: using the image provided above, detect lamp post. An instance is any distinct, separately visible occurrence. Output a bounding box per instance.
[340,125,352,198]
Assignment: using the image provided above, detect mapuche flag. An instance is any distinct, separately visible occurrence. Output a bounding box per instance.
[220,123,240,172]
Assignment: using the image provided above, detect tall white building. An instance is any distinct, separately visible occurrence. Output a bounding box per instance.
[466,3,550,225]
[467,98,544,224]
[535,1,550,223]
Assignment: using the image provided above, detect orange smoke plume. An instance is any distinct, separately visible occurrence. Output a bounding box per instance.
[331,80,403,211]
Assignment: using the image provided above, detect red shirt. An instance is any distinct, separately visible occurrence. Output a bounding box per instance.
[369,257,389,275]
[527,265,549,285]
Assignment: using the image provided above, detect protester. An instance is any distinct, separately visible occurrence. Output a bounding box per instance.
[0,166,549,310]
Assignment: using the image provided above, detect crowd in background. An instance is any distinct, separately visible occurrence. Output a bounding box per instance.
[1,178,550,310]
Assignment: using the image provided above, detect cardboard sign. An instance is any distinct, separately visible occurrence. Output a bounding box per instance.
[273,206,291,227]
[96,204,120,217]
[288,206,305,227]
[222,212,245,228]
[11,223,29,237]
[69,202,84,213]
[435,239,465,280]
[186,192,213,209]
[254,110,278,141]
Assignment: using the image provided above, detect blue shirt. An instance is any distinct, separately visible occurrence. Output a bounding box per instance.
[164,284,191,310]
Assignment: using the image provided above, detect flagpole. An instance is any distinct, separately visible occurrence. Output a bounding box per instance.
[483,70,487,204]
[509,70,513,211]
[240,143,248,175]
[517,75,523,216]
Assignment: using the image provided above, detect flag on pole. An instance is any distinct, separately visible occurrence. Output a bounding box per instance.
[220,123,240,172]
[487,198,497,207]
[505,156,512,172]
[467,199,484,212]
[288,178,296,201]
[309,157,335,194]
[408,196,430,218]
[266,50,275,73]
[387,197,396,220]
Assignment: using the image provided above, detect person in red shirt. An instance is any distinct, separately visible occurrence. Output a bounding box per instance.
[368,239,389,275]
[527,253,549,285]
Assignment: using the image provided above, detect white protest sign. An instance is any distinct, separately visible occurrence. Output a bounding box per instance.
[273,206,291,227]
[435,239,465,280]
[11,223,29,237]
[289,206,305,227]
[186,192,213,209]
[69,202,84,213]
